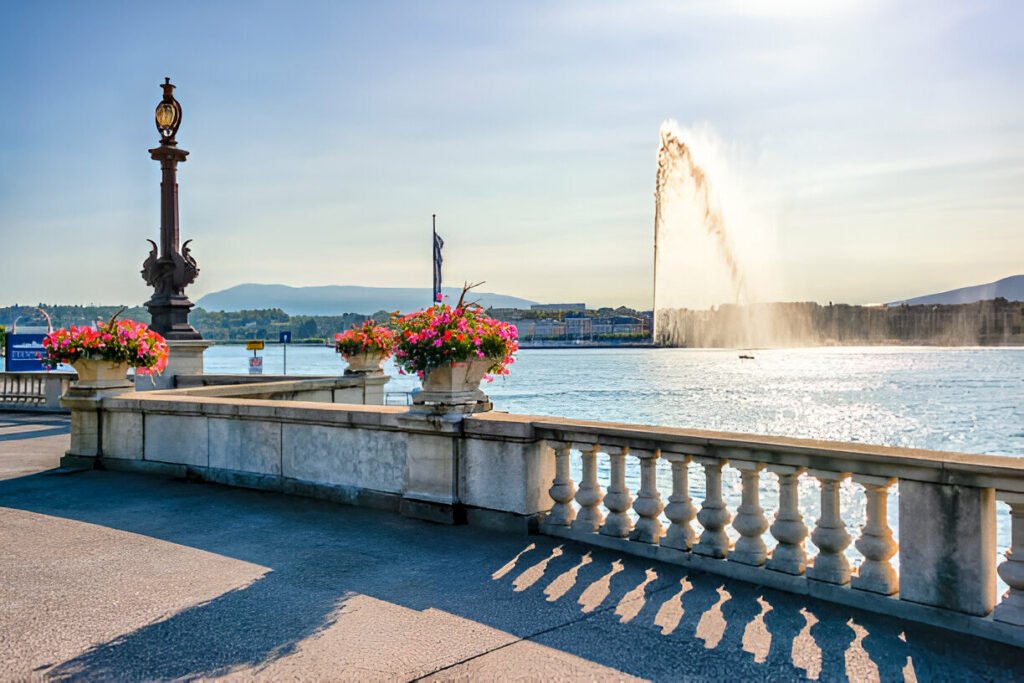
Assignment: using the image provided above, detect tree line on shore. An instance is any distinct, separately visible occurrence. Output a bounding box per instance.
[0,304,390,344]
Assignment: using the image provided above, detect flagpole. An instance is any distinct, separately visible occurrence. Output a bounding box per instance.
[432,214,437,305]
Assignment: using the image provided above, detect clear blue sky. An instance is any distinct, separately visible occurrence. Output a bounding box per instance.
[1,1,1021,309]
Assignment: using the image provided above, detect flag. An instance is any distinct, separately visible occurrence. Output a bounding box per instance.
[433,226,444,303]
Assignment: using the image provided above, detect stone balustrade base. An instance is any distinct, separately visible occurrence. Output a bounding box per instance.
[539,521,1024,649]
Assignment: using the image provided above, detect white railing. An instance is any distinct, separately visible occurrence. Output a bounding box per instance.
[0,372,71,411]
[532,420,1024,641]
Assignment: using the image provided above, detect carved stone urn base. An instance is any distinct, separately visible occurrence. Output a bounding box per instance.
[343,350,385,375]
[412,359,493,413]
[69,358,133,391]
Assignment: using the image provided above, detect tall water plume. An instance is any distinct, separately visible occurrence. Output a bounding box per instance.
[650,122,1003,348]
[653,121,759,346]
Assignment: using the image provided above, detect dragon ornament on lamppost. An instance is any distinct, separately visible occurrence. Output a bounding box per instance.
[141,77,202,340]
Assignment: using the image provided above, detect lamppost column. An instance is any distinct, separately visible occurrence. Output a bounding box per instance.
[159,154,181,259]
[141,77,200,341]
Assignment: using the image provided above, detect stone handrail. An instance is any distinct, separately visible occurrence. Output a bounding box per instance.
[0,372,73,412]
[165,375,389,405]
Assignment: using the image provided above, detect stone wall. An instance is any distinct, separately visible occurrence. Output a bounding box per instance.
[58,382,1024,648]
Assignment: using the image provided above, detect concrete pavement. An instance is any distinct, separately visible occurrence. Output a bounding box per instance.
[1,411,1021,681]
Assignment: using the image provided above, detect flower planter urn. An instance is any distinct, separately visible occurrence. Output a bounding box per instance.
[413,358,493,410]
[343,350,386,374]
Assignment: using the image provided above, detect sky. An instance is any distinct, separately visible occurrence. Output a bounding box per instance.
[1,0,1021,310]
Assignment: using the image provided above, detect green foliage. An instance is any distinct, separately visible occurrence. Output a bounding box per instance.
[0,304,384,344]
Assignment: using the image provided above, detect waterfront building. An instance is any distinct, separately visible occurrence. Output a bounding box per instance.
[530,303,586,312]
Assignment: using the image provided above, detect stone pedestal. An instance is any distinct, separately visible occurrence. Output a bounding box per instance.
[332,372,389,406]
[136,339,213,391]
[60,375,134,465]
[899,479,996,615]
[397,411,465,524]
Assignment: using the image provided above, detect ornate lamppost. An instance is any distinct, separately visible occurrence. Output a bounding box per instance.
[141,77,202,340]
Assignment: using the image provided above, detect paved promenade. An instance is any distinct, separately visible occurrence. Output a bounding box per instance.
[1,411,1022,681]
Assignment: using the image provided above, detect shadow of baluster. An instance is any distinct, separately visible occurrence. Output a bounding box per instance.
[512,545,562,592]
[652,577,693,636]
[791,608,823,681]
[577,560,624,613]
[491,543,537,581]
[844,618,881,682]
[543,552,593,603]
[613,568,659,624]
[740,596,773,665]
[694,585,731,650]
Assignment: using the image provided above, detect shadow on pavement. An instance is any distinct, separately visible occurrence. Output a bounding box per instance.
[1,463,1021,681]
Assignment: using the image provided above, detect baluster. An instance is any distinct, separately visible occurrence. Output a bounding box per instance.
[546,441,576,527]
[852,475,898,595]
[599,446,634,538]
[729,461,768,566]
[694,457,731,559]
[571,444,604,533]
[662,452,697,551]
[629,448,664,544]
[994,493,1024,625]
[808,470,852,585]
[767,465,808,575]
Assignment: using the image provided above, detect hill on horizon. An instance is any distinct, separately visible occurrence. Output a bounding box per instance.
[888,275,1024,306]
[196,284,537,315]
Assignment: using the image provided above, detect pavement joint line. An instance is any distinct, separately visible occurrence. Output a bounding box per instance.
[409,576,681,681]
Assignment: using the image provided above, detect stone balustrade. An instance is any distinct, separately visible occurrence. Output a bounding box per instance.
[530,418,1024,647]
[0,372,73,412]
[57,385,1024,648]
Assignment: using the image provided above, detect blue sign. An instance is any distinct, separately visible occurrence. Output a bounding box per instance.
[4,333,48,372]
[279,331,292,344]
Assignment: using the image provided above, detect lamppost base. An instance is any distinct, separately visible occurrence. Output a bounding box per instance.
[136,339,213,391]
[145,294,202,341]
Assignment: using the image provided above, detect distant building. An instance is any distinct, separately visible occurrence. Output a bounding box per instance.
[592,316,645,335]
[565,316,593,339]
[488,308,523,319]
[530,303,586,312]
[514,319,565,340]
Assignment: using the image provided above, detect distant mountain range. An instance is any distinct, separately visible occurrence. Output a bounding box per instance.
[196,284,537,315]
[889,275,1024,306]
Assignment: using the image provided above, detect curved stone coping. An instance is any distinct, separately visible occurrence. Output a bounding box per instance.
[101,391,430,432]
[176,373,347,387]
[160,376,387,399]
[465,412,1024,493]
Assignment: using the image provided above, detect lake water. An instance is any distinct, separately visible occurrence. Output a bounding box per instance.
[207,345,1024,456]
